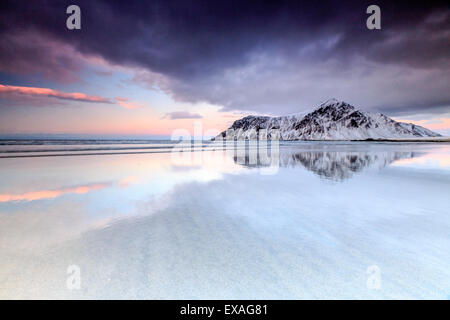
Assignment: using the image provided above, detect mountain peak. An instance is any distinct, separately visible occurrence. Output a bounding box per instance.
[312,99,355,116]
[318,98,343,107]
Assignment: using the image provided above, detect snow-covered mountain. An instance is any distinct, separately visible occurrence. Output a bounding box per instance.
[215,99,441,140]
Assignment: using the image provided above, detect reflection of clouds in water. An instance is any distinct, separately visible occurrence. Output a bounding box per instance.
[119,176,138,188]
[170,165,202,172]
[0,153,242,252]
[392,152,450,168]
[0,182,113,202]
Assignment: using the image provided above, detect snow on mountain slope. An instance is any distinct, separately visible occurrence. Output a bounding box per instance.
[215,99,441,140]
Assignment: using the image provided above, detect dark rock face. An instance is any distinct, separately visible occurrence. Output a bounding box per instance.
[230,116,270,131]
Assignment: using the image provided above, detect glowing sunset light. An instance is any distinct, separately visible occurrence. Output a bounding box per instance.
[115,97,144,109]
[393,117,450,133]
[0,84,111,103]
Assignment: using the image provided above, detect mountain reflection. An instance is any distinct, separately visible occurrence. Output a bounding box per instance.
[234,148,421,181]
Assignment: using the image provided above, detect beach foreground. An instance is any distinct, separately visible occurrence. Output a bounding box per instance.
[0,141,449,299]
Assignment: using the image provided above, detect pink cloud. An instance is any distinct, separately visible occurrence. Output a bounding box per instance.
[115,97,144,109]
[0,84,111,103]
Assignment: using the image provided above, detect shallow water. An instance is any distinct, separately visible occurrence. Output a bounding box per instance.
[0,141,449,299]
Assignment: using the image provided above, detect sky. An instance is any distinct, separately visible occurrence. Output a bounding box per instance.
[0,0,449,137]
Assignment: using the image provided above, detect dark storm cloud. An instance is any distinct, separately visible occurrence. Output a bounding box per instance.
[0,0,449,115]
